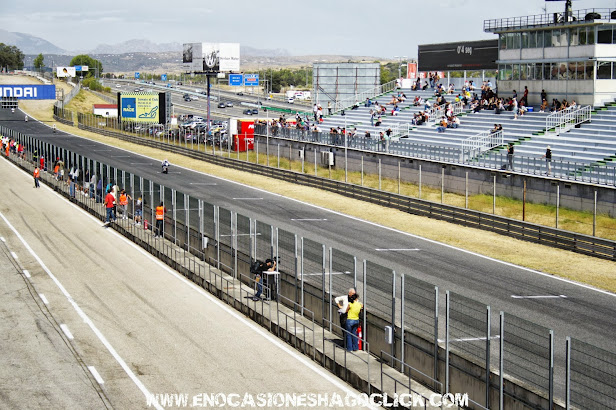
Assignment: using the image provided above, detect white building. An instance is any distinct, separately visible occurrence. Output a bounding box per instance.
[93,104,118,117]
[486,7,616,106]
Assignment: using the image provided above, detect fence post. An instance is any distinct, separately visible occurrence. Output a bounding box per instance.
[499,311,504,410]
[215,206,220,269]
[321,244,326,328]
[233,212,238,279]
[549,330,554,410]
[419,165,422,199]
[593,190,597,236]
[363,260,367,352]
[493,175,496,214]
[300,237,304,315]
[256,139,259,165]
[556,185,560,229]
[400,273,405,373]
[465,171,469,209]
[172,189,177,245]
[565,337,571,410]
[434,286,439,388]
[398,161,401,194]
[314,149,317,177]
[361,156,364,186]
[378,158,382,191]
[445,290,450,394]
[277,144,280,168]
[486,306,491,408]
[328,247,333,333]
[441,166,445,203]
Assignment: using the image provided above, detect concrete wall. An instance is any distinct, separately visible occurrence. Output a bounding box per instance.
[254,136,616,218]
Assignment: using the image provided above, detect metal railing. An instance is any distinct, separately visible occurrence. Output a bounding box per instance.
[545,105,591,136]
[484,8,616,32]
[461,129,504,162]
[3,124,616,409]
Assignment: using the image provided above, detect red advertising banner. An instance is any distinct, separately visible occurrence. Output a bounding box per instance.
[407,63,418,79]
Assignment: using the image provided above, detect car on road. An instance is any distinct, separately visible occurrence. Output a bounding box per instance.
[242,109,253,115]
[287,97,294,104]
[226,101,233,107]
[184,96,191,102]
[116,84,121,88]
[236,92,244,96]
[251,108,259,115]
[217,102,226,108]
[190,95,199,101]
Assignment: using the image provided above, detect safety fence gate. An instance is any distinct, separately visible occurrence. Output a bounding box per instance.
[461,129,504,162]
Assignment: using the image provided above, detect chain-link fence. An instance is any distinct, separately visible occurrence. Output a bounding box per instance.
[569,337,616,409]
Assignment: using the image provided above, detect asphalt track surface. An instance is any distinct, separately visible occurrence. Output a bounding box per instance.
[2,109,615,397]
[0,147,368,409]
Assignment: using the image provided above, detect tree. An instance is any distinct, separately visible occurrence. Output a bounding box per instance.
[0,43,25,70]
[69,54,103,77]
[33,53,45,72]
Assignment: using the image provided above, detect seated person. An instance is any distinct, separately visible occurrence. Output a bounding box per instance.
[351,101,359,110]
[374,115,382,127]
[391,105,400,116]
[364,98,371,107]
[447,116,460,128]
[436,117,447,133]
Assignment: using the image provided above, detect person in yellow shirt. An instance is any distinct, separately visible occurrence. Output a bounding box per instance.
[345,293,363,351]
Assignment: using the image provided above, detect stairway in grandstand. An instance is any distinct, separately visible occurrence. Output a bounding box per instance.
[318,87,616,182]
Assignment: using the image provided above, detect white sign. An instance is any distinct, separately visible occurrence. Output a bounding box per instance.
[56,67,76,78]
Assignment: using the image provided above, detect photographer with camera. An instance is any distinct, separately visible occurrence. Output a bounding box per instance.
[250,258,277,301]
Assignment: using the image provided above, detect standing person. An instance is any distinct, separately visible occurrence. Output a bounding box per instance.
[507,142,515,171]
[155,202,166,238]
[104,188,116,225]
[327,101,332,116]
[32,149,38,165]
[521,86,529,106]
[39,155,45,172]
[334,288,356,338]
[33,166,40,188]
[118,189,131,220]
[345,292,363,352]
[540,145,552,176]
[250,258,276,301]
[134,196,143,226]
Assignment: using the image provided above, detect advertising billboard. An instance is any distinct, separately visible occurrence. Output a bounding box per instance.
[182,42,240,74]
[418,40,498,71]
[56,67,76,78]
[0,84,56,99]
[407,63,418,79]
[74,65,89,72]
[119,93,160,123]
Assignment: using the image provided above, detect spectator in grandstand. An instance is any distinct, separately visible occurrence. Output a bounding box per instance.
[512,98,519,120]
[374,115,382,127]
[539,99,549,113]
[391,105,400,116]
[365,98,371,107]
[521,86,529,106]
[550,99,562,112]
[436,117,447,133]
[327,101,332,115]
[422,81,429,91]
[570,100,577,109]
[447,84,455,94]
[447,116,460,129]
[351,101,359,110]
[541,89,547,102]
[370,109,375,126]
[512,90,517,101]
[491,124,499,134]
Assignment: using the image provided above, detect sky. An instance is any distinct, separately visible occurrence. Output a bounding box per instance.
[2,0,616,57]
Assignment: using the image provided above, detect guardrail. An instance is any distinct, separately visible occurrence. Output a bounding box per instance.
[483,8,616,32]
[461,130,504,162]
[50,120,616,261]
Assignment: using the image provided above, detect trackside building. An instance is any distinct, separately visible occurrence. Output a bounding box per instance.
[485,7,616,106]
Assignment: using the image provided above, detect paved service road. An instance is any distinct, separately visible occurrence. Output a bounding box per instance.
[2,109,615,398]
[0,158,367,409]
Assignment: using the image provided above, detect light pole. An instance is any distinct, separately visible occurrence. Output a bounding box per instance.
[394,55,407,79]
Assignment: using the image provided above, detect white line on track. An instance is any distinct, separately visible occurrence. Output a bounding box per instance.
[10,251,18,259]
[39,293,49,305]
[0,211,164,410]
[375,248,420,252]
[0,159,375,409]
[60,324,74,340]
[188,182,217,185]
[232,197,263,200]
[438,336,501,343]
[291,218,328,221]
[88,366,105,385]
[23,269,30,278]
[511,295,567,299]
[0,237,5,242]
[25,120,616,299]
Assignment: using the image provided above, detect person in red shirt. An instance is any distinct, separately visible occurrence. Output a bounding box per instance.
[104,188,116,224]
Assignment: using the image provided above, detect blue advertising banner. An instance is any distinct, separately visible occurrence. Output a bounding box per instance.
[135,72,140,79]
[244,74,259,86]
[229,74,243,86]
[0,84,56,100]
[161,74,167,81]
